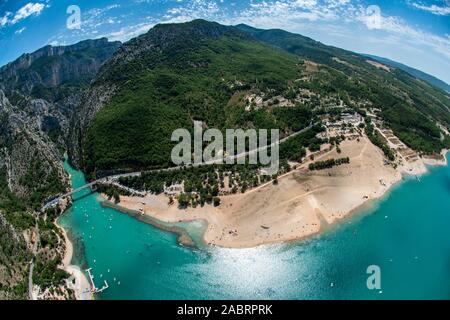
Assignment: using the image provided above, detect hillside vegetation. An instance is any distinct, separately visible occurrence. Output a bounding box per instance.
[238,24,450,153]
[83,21,311,175]
[78,20,450,177]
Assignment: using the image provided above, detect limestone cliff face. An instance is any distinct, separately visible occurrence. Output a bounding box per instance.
[0,90,66,199]
[0,38,121,207]
[67,83,117,169]
[0,38,121,188]
[0,38,121,299]
[0,38,121,147]
[0,38,121,93]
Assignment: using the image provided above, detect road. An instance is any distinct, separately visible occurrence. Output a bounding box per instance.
[41,123,314,212]
[28,223,39,300]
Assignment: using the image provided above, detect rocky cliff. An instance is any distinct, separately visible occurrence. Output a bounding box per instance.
[0,38,121,299]
[0,38,121,198]
[0,38,121,92]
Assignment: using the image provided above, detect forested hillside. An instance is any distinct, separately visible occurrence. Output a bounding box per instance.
[75,20,314,176]
[364,54,450,93]
[72,20,450,178]
[237,24,450,153]
[1,19,449,299]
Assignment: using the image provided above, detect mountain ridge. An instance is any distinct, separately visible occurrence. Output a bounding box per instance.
[236,23,450,94]
[363,53,450,93]
[0,19,449,299]
[66,19,450,177]
[0,38,121,94]
[69,19,303,174]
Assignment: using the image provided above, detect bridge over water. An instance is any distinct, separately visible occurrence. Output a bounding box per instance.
[40,172,142,212]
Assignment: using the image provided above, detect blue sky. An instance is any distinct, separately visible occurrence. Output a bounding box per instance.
[1,0,449,83]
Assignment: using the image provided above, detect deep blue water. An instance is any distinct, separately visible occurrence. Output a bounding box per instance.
[59,156,450,299]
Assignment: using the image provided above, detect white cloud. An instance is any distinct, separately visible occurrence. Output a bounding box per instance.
[15,27,26,34]
[103,0,448,67]
[38,0,450,83]
[87,4,121,19]
[0,12,12,27]
[11,2,46,24]
[102,22,155,41]
[410,2,450,15]
[292,0,318,8]
[373,15,450,60]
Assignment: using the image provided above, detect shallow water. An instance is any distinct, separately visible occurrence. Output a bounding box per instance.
[59,156,450,299]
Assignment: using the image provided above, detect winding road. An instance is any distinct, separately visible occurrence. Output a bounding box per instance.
[28,223,39,300]
[41,123,314,212]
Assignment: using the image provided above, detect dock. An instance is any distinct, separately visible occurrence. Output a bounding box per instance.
[86,268,109,293]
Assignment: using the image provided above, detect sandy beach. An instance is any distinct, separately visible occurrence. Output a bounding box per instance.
[107,136,447,248]
[55,221,93,300]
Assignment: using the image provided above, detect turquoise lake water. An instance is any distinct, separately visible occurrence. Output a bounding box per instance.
[58,156,450,300]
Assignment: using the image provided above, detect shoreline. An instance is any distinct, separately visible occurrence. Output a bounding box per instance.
[107,139,448,249]
[422,149,448,167]
[288,149,448,246]
[55,219,93,300]
[100,199,198,248]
